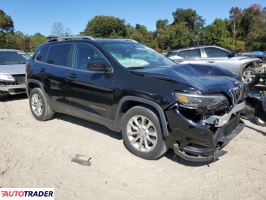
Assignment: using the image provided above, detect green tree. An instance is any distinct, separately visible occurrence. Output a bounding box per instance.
[81,16,127,38]
[128,24,158,50]
[0,9,14,33]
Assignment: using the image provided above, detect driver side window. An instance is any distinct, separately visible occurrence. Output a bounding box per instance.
[75,43,108,71]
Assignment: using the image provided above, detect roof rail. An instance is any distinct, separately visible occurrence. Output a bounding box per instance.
[47,35,94,42]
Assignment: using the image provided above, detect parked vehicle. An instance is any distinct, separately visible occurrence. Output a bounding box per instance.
[166,46,264,85]
[26,37,247,162]
[245,73,266,126]
[0,49,30,99]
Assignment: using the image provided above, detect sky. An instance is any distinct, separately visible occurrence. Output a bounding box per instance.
[0,0,265,36]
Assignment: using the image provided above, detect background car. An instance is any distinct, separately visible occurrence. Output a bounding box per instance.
[166,45,264,85]
[0,49,30,99]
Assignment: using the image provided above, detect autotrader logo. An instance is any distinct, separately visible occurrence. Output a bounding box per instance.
[0,188,54,199]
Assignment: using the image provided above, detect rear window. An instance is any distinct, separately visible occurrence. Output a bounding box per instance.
[0,51,29,65]
[47,44,72,67]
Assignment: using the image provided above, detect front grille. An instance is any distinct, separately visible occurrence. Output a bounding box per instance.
[229,83,247,105]
[13,75,25,85]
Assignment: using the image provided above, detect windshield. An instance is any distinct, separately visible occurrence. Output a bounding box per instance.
[102,42,175,69]
[0,51,30,65]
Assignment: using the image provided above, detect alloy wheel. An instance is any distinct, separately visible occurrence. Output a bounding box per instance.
[126,115,158,152]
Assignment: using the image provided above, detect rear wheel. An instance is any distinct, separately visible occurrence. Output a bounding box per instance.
[241,68,259,85]
[122,106,167,160]
[29,88,54,121]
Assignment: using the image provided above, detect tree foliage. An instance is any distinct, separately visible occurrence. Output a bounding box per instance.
[81,16,127,38]
[1,5,266,53]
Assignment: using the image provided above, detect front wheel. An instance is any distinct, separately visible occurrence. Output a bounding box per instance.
[122,106,167,160]
[0,91,9,100]
[241,68,259,85]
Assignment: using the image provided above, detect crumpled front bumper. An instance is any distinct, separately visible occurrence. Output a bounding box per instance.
[165,102,245,162]
[0,84,26,95]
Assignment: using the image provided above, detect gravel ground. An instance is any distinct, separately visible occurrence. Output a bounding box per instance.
[0,94,266,200]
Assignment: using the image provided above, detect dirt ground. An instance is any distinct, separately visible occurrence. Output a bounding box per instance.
[0,94,266,200]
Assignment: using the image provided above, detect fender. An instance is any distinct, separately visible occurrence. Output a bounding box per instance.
[114,96,169,136]
[26,79,46,97]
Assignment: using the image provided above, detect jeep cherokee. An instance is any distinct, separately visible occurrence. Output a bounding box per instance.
[26,36,247,162]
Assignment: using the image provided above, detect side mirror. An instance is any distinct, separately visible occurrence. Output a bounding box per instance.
[88,61,112,72]
[228,52,235,58]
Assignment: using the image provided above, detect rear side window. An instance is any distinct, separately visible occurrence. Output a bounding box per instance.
[186,49,201,58]
[205,47,229,58]
[47,44,72,67]
[177,51,186,58]
[36,47,48,62]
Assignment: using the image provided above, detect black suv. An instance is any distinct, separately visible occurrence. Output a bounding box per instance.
[26,36,247,162]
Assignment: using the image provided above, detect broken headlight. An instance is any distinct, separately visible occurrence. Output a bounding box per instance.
[0,73,15,82]
[175,92,228,110]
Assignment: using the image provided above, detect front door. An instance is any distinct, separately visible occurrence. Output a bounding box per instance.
[66,42,114,126]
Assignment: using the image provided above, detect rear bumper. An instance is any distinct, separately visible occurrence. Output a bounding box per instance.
[0,84,26,95]
[165,102,245,162]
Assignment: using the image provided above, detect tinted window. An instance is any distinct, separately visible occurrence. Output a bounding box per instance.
[36,47,48,62]
[47,44,72,66]
[186,49,201,58]
[166,51,177,57]
[0,51,29,65]
[177,51,186,58]
[75,43,108,71]
[205,47,229,58]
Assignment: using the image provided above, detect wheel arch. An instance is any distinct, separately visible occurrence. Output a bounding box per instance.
[26,79,46,97]
[114,96,169,137]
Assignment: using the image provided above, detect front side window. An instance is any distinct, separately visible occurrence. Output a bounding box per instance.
[102,42,175,68]
[75,43,109,71]
[186,49,201,58]
[36,46,48,62]
[0,51,29,65]
[47,44,72,67]
[205,47,229,58]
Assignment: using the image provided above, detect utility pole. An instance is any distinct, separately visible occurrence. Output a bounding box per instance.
[233,20,236,50]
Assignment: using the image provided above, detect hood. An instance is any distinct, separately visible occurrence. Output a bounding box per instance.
[230,55,261,62]
[132,64,243,94]
[0,64,26,75]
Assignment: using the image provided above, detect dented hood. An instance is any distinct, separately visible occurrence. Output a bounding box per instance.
[132,64,243,94]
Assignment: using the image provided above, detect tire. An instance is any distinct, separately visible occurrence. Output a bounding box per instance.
[122,106,167,160]
[0,91,9,100]
[29,88,54,121]
[253,116,266,127]
[241,68,259,86]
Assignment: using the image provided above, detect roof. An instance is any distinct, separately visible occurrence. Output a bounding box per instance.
[169,45,230,52]
[0,49,23,52]
[47,36,138,44]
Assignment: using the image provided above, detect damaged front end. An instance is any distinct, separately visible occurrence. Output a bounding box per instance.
[165,87,247,162]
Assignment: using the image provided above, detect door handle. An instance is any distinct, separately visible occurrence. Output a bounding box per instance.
[208,60,214,63]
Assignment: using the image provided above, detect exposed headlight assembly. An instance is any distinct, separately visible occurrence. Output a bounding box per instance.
[175,92,228,109]
[0,73,15,82]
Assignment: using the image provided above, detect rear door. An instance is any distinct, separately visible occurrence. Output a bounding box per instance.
[40,43,74,111]
[65,42,114,126]
[178,49,206,64]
